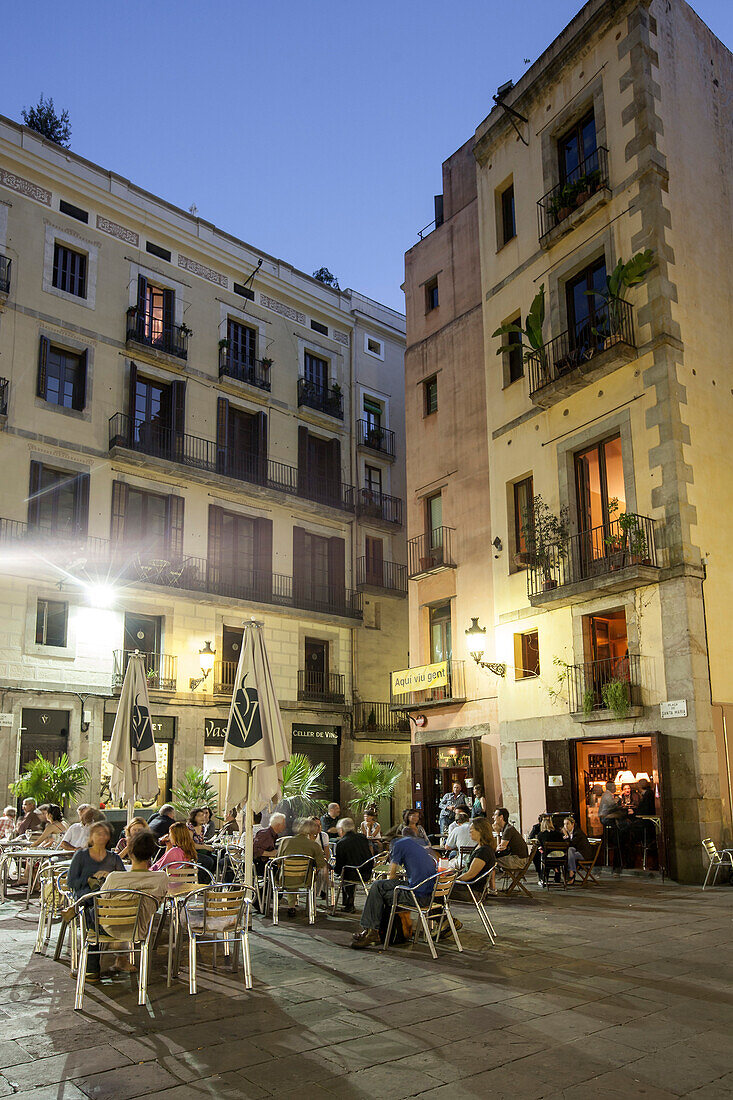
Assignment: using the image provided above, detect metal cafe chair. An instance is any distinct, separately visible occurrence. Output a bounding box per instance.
[331,855,375,915]
[175,885,254,993]
[702,838,733,889]
[35,860,72,954]
[71,889,157,1010]
[459,869,497,946]
[575,838,603,887]
[53,870,79,969]
[154,861,213,983]
[224,844,264,914]
[384,869,463,960]
[266,855,317,925]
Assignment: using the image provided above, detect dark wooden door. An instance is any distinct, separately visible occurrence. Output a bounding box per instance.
[543,739,575,818]
[304,638,328,696]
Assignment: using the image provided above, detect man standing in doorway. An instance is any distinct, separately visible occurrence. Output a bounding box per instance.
[438,782,470,836]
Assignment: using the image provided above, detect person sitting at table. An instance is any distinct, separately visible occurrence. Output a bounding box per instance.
[631,777,655,817]
[457,818,496,893]
[320,803,341,838]
[114,817,149,859]
[67,821,125,981]
[401,808,431,848]
[619,783,634,810]
[60,807,105,852]
[103,829,168,973]
[307,816,331,898]
[350,833,437,949]
[0,806,17,840]
[278,818,327,919]
[562,817,594,884]
[31,804,67,848]
[198,806,217,841]
[359,810,383,848]
[150,822,200,873]
[445,811,473,866]
[146,804,176,842]
[493,808,529,876]
[220,808,240,836]
[14,798,43,837]
[598,782,627,824]
[186,808,216,877]
[334,818,373,913]
[253,812,287,876]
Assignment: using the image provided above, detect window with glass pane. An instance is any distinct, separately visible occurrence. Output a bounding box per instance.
[558,112,597,183]
[46,347,83,409]
[52,243,87,297]
[143,285,167,344]
[37,467,78,534]
[575,435,626,559]
[365,465,382,495]
[424,376,438,415]
[501,184,516,244]
[124,488,168,552]
[566,258,607,346]
[35,599,68,647]
[228,320,257,365]
[425,278,439,312]
[430,602,452,662]
[506,322,523,383]
[363,399,382,431]
[513,476,534,560]
[516,631,540,678]
[133,377,171,450]
[304,351,328,391]
[426,493,442,550]
[304,532,330,593]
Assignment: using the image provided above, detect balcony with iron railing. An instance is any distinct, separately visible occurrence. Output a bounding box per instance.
[219,347,271,392]
[213,660,237,695]
[568,654,643,719]
[349,487,403,526]
[537,146,610,244]
[527,298,636,408]
[297,670,346,705]
[407,527,456,579]
[0,378,8,417]
[390,658,467,711]
[297,377,344,419]
[125,308,189,360]
[527,514,660,608]
[356,419,396,460]
[0,255,11,297]
[353,701,411,740]
[113,650,177,692]
[356,557,408,596]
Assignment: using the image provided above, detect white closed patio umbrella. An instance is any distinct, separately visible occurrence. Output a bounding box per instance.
[108,652,159,823]
[224,620,290,889]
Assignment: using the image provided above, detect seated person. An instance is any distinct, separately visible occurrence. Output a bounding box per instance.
[401,808,431,848]
[278,819,327,918]
[470,784,487,819]
[492,807,529,874]
[67,821,125,981]
[446,811,473,867]
[150,822,200,879]
[186,808,216,876]
[598,782,628,825]
[198,806,218,841]
[253,812,286,875]
[528,813,544,878]
[14,798,43,836]
[351,834,437,949]
[114,817,149,859]
[146,804,176,842]
[61,807,105,852]
[320,803,341,838]
[220,808,240,836]
[103,829,168,972]
[631,778,655,817]
[619,783,634,810]
[537,814,566,884]
[334,818,373,912]
[0,806,17,840]
[562,816,594,883]
[457,818,496,893]
[359,810,383,847]
[31,804,67,848]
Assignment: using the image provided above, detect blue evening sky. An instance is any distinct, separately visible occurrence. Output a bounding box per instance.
[3,1,731,311]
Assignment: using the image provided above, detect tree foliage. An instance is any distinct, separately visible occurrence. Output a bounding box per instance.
[312,267,340,290]
[340,755,402,817]
[171,767,218,818]
[10,752,89,806]
[280,753,326,817]
[21,95,71,147]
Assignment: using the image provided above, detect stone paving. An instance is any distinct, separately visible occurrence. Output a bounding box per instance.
[0,874,731,1099]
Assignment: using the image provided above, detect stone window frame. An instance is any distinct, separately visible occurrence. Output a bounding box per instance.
[218,300,268,359]
[35,327,94,423]
[128,260,188,327]
[24,588,79,661]
[545,225,618,347]
[569,592,641,678]
[42,224,99,310]
[539,75,609,212]
[494,175,516,251]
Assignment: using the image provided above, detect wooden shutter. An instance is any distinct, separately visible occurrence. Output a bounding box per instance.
[329,437,341,505]
[37,337,50,399]
[257,411,268,483]
[74,349,88,411]
[297,426,309,496]
[207,505,224,592]
[110,481,128,542]
[74,473,90,535]
[163,289,174,333]
[542,740,574,817]
[28,461,42,527]
[166,494,185,560]
[128,361,138,425]
[216,396,229,474]
[171,380,186,461]
[366,536,383,585]
[255,517,273,600]
[328,536,346,610]
[136,275,148,316]
[292,525,307,602]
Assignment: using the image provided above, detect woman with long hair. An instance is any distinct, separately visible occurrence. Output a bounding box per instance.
[67,820,125,980]
[31,804,67,848]
[151,821,199,869]
[457,818,497,893]
[401,808,431,847]
[114,816,149,859]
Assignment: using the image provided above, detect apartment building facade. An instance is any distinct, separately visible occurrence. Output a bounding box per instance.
[0,115,410,820]
[405,0,732,880]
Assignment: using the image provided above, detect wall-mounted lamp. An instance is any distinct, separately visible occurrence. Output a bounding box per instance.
[465,617,506,677]
[190,641,216,691]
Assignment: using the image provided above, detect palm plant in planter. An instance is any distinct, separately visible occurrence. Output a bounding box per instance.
[279,753,326,817]
[172,767,218,819]
[492,285,547,382]
[586,249,654,345]
[341,755,402,817]
[521,494,570,590]
[10,753,90,810]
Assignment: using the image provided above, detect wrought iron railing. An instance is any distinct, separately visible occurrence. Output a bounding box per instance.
[297,377,344,419]
[353,701,411,738]
[298,472,354,511]
[297,670,346,704]
[219,348,271,391]
[349,487,403,525]
[0,378,8,416]
[356,557,408,594]
[527,297,635,398]
[567,654,642,715]
[0,256,11,296]
[112,650,177,692]
[526,514,658,598]
[356,419,396,459]
[390,659,467,709]
[213,660,237,694]
[407,527,456,578]
[537,146,609,239]
[126,309,189,360]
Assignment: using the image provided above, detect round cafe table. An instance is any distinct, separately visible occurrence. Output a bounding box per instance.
[0,847,68,910]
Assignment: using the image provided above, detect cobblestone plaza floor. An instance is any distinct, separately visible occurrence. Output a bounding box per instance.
[0,875,731,1099]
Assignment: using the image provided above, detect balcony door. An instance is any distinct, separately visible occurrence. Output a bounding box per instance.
[584,608,630,707]
[566,258,607,351]
[430,603,452,663]
[132,375,172,454]
[221,626,243,691]
[137,277,173,347]
[558,112,598,184]
[227,319,257,367]
[123,612,162,684]
[219,512,256,598]
[575,435,626,572]
[365,535,384,587]
[304,638,329,697]
[304,351,328,391]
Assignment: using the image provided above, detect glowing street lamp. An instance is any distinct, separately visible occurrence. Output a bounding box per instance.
[190,641,216,691]
[465,617,506,677]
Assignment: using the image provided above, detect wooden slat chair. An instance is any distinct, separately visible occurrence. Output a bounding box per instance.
[702,838,733,889]
[575,838,603,887]
[72,890,157,1010]
[177,885,253,993]
[498,841,539,898]
[331,855,375,915]
[383,869,463,960]
[266,855,317,925]
[460,869,497,945]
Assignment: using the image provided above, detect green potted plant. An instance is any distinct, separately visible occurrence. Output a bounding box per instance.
[218,338,230,351]
[340,755,402,818]
[179,323,193,339]
[586,249,655,346]
[492,284,548,382]
[601,678,631,719]
[366,425,385,448]
[521,493,570,590]
[582,686,596,718]
[279,753,326,817]
[171,766,219,819]
[10,752,90,811]
[558,181,578,220]
[260,356,273,369]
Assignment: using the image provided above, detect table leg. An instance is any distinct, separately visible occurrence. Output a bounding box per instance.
[166,899,175,988]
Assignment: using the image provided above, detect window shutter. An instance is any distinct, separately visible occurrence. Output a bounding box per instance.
[292,525,307,602]
[37,337,49,399]
[171,380,186,461]
[136,275,147,315]
[167,494,185,560]
[128,361,138,428]
[329,437,342,506]
[74,349,88,411]
[254,517,273,600]
[110,481,128,542]
[328,536,346,610]
[207,505,223,592]
[297,425,309,496]
[28,461,42,528]
[163,288,174,332]
[216,396,229,474]
[74,473,90,535]
[257,411,268,483]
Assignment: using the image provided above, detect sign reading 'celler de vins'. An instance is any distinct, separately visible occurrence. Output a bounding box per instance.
[391,661,448,696]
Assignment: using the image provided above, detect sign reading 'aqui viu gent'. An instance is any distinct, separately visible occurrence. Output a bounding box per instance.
[391,661,447,696]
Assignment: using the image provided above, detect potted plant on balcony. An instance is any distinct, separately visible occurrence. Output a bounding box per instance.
[586,249,655,348]
[618,510,651,566]
[522,494,569,591]
[260,356,273,370]
[493,284,548,383]
[218,338,230,351]
[601,678,632,720]
[557,182,578,221]
[179,323,193,339]
[582,686,596,718]
[366,425,385,449]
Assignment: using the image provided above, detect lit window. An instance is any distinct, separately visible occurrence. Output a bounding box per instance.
[515,631,540,679]
[36,599,68,647]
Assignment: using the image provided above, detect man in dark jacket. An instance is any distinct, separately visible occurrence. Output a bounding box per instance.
[563,816,594,879]
[146,804,176,841]
[334,818,373,912]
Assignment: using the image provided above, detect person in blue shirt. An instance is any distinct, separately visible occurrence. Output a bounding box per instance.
[350,835,437,949]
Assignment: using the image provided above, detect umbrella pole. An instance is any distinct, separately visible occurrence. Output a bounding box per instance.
[126,798,135,826]
[244,770,254,893]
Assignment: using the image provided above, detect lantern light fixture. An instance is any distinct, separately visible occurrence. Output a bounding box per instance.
[190,641,216,691]
[465,617,506,677]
